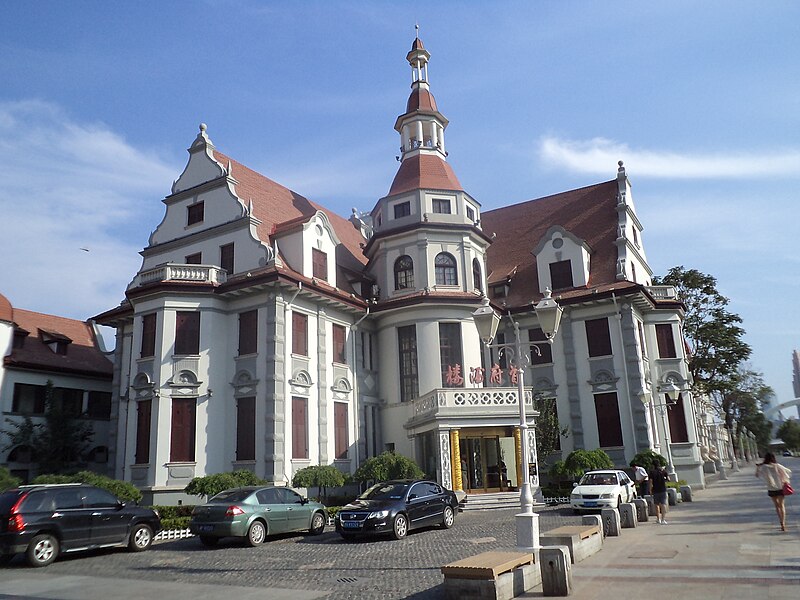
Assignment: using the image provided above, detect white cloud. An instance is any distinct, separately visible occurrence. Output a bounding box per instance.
[0,100,179,322]
[538,136,800,179]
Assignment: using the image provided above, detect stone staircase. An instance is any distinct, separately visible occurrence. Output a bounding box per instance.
[460,491,543,511]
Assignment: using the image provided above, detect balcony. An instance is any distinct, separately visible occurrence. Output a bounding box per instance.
[407,387,535,428]
[646,285,678,300]
[130,263,228,289]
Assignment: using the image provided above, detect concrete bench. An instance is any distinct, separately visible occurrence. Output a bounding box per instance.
[538,524,603,564]
[441,551,540,600]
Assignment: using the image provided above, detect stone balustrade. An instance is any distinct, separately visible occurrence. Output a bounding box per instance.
[132,263,228,289]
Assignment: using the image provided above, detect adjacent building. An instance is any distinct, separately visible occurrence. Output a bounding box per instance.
[95,36,704,504]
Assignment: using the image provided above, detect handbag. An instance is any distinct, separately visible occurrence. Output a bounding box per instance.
[783,482,795,496]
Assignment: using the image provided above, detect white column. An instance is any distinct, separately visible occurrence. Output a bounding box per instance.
[438,125,445,154]
[416,121,424,148]
[430,121,438,148]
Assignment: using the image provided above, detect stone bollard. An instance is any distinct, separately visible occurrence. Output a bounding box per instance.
[619,503,637,528]
[600,507,621,537]
[644,495,657,516]
[540,545,572,597]
[632,498,649,522]
[582,514,604,539]
[667,488,678,506]
[680,485,693,502]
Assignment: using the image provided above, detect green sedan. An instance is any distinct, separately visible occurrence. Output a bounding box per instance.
[189,486,327,547]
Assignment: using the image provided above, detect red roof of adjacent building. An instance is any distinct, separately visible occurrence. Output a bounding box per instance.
[0,292,12,323]
[480,180,620,308]
[388,153,463,196]
[4,307,112,378]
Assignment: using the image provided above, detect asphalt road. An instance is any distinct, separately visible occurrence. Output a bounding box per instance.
[0,504,581,599]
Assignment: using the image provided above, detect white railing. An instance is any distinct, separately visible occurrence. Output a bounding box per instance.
[412,387,533,417]
[646,285,677,300]
[154,528,194,542]
[133,264,228,288]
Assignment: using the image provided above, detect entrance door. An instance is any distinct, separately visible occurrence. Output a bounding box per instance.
[460,436,508,493]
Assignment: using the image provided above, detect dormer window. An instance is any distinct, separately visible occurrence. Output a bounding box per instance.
[490,283,508,298]
[435,252,457,285]
[12,328,28,350]
[432,198,451,214]
[394,201,411,219]
[549,260,574,290]
[394,255,414,290]
[312,248,328,281]
[466,206,475,222]
[187,201,204,226]
[39,329,71,355]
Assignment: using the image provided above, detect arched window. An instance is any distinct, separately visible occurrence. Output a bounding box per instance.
[472,258,482,293]
[394,255,414,290]
[435,253,458,286]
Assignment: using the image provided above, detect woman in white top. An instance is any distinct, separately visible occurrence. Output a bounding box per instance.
[755,452,792,531]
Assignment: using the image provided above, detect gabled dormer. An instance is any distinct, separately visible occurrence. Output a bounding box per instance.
[38,328,71,355]
[272,211,341,287]
[533,226,592,291]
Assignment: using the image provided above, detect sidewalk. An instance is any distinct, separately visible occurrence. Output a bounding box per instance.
[524,459,800,598]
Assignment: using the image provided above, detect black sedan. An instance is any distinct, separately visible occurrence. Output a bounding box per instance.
[335,480,458,540]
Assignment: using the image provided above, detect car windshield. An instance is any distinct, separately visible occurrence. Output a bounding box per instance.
[209,489,254,503]
[580,473,617,486]
[358,482,408,501]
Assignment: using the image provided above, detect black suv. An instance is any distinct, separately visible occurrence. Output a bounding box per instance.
[0,483,161,567]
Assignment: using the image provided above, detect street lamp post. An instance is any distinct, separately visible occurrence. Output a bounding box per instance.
[654,380,681,482]
[472,290,562,552]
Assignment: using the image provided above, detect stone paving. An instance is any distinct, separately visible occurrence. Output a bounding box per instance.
[1,505,581,599]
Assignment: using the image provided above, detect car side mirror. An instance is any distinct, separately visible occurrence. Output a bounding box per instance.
[301,498,309,505]
[572,482,578,488]
[408,493,417,501]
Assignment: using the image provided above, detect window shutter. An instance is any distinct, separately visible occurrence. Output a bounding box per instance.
[655,324,677,358]
[594,392,623,447]
[236,397,256,460]
[135,400,151,464]
[585,318,612,357]
[334,402,349,459]
[292,397,308,459]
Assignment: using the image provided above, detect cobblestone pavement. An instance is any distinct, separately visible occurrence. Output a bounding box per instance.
[1,505,581,599]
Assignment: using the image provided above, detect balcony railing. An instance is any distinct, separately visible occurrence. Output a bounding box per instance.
[412,387,534,419]
[646,285,678,300]
[131,263,227,289]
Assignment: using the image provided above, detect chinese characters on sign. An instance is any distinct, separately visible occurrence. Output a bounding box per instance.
[442,364,519,387]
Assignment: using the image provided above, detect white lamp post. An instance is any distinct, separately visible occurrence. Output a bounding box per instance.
[472,289,562,552]
[655,380,681,482]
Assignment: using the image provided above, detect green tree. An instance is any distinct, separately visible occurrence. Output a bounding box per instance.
[2,380,94,474]
[32,471,142,503]
[777,419,800,451]
[534,394,569,464]
[629,449,667,472]
[292,465,346,503]
[718,368,774,456]
[0,466,21,491]
[549,449,613,480]
[184,470,265,500]
[353,451,424,484]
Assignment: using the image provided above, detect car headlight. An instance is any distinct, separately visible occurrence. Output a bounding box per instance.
[570,492,581,498]
[368,510,389,519]
[600,493,612,499]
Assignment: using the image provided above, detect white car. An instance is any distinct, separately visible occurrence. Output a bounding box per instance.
[570,469,637,513]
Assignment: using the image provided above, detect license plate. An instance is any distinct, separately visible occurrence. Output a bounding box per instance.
[584,501,597,507]
[343,521,361,529]
[198,525,213,532]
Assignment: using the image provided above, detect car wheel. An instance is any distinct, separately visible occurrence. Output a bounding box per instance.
[128,523,153,552]
[199,536,219,547]
[441,506,455,529]
[26,534,59,567]
[391,513,408,540]
[246,520,267,547]
[309,511,326,535]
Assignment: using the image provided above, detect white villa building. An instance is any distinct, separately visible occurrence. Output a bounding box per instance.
[95,36,705,504]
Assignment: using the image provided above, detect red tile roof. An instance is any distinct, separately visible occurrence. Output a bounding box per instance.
[406,87,438,113]
[0,292,11,322]
[481,180,620,308]
[388,153,463,196]
[411,37,425,51]
[5,308,112,378]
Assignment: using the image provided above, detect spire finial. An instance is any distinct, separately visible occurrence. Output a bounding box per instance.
[415,23,419,38]
[618,160,625,172]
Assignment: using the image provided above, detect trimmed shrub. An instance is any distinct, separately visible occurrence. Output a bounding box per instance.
[629,449,667,472]
[160,516,191,530]
[0,466,21,492]
[32,471,142,503]
[353,451,424,484]
[153,505,195,519]
[549,449,614,480]
[184,470,265,500]
[292,465,345,504]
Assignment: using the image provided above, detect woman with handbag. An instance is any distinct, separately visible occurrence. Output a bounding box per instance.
[755,452,793,531]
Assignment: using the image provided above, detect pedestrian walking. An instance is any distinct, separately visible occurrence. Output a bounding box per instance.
[649,464,669,524]
[633,463,649,496]
[755,452,792,532]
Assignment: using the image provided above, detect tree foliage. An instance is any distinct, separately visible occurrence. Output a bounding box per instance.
[0,466,21,492]
[716,368,774,454]
[353,452,424,484]
[184,470,265,499]
[654,267,751,396]
[1,380,94,474]
[549,449,613,480]
[32,471,143,503]
[629,449,667,472]
[292,465,346,503]
[534,394,569,463]
[777,420,800,451]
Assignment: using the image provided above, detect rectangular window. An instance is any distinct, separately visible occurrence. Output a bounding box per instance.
[637,321,647,358]
[12,383,46,415]
[432,198,451,214]
[312,248,327,281]
[334,402,349,459]
[238,310,258,355]
[170,398,196,462]
[360,331,368,369]
[175,311,200,355]
[141,313,156,358]
[185,252,202,265]
[667,394,689,443]
[529,328,553,365]
[292,397,308,459]
[187,202,204,225]
[135,399,151,464]
[332,324,347,364]
[87,391,111,420]
[55,387,83,417]
[466,206,475,221]
[398,325,419,402]
[393,201,411,219]
[585,318,612,357]
[236,396,255,461]
[594,392,624,447]
[292,312,308,356]
[655,324,677,358]
[549,260,574,290]
[439,322,464,388]
[220,243,234,274]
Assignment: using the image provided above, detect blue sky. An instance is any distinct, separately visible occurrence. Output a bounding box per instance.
[1,1,798,408]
